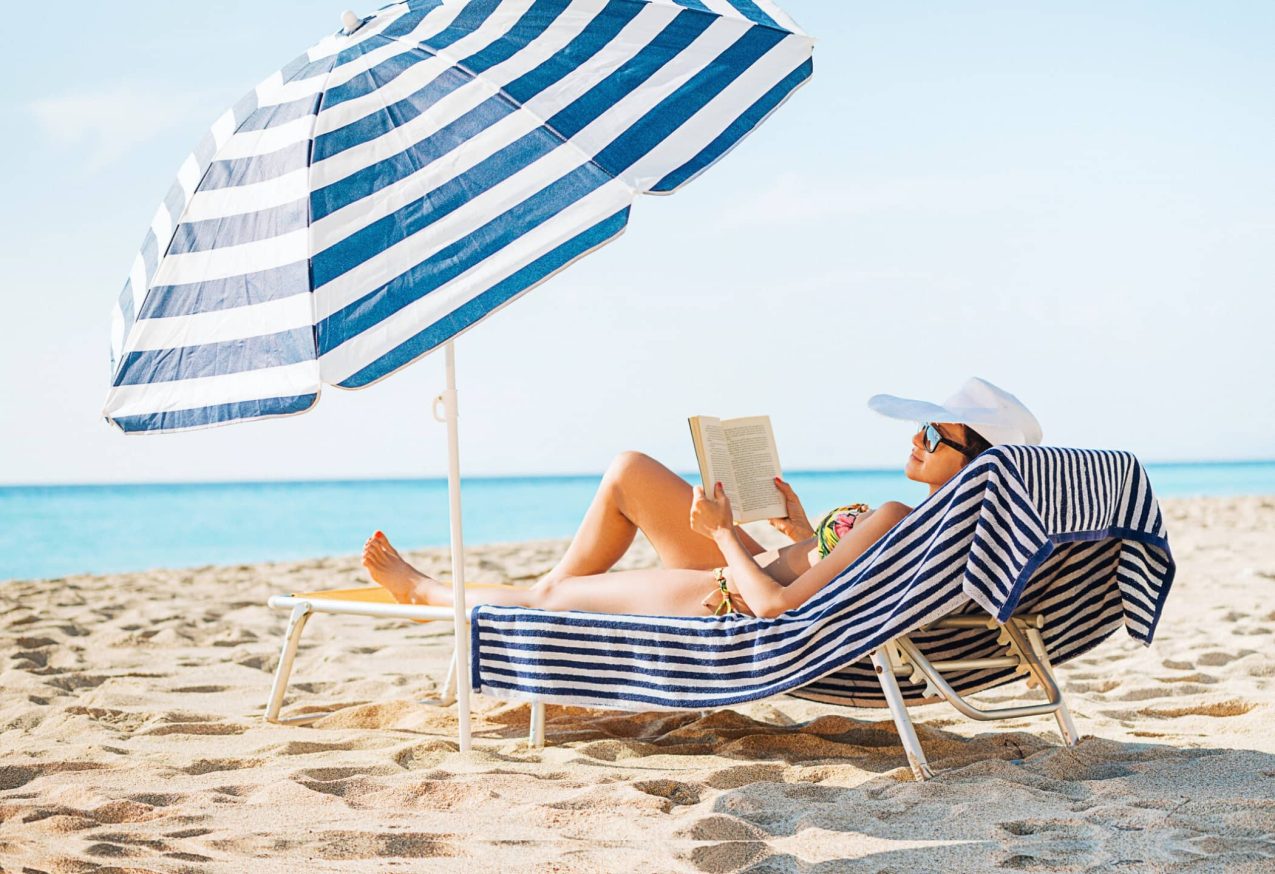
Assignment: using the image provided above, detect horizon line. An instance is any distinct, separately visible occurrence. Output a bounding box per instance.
[3,455,1274,489]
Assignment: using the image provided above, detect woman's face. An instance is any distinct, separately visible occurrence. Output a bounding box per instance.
[904,422,971,489]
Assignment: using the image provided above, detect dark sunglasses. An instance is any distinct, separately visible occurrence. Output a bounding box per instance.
[917,422,974,455]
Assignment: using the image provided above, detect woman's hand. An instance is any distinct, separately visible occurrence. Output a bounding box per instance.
[690,482,735,539]
[768,476,814,541]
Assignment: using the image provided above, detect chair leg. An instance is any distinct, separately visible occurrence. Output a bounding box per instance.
[1025,627,1080,746]
[870,647,934,781]
[422,648,458,708]
[528,700,545,750]
[265,603,313,723]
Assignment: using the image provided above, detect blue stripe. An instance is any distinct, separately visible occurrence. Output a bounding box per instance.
[278,51,312,83]
[314,63,480,163]
[231,90,259,126]
[116,281,135,341]
[316,160,614,353]
[193,131,217,168]
[140,231,159,284]
[548,10,715,141]
[312,5,709,224]
[162,183,187,228]
[311,90,520,221]
[503,0,644,104]
[301,0,491,93]
[594,25,788,175]
[111,393,317,434]
[138,264,311,319]
[722,0,780,29]
[464,0,571,76]
[237,92,321,133]
[168,199,308,255]
[653,56,810,192]
[113,327,314,387]
[313,122,556,284]
[336,206,631,387]
[200,141,311,191]
[313,0,565,164]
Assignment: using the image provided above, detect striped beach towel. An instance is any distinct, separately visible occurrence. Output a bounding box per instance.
[470,445,1175,711]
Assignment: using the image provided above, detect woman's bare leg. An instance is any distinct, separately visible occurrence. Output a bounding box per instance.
[542,451,763,583]
[364,533,713,616]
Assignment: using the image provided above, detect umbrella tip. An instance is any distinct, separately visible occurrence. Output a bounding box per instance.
[340,10,363,34]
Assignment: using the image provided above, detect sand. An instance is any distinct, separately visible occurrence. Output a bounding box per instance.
[2,495,1273,873]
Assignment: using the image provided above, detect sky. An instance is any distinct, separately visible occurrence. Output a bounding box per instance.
[1,1,1272,484]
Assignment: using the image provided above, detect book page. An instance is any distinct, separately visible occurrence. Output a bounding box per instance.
[722,416,786,524]
[693,417,740,503]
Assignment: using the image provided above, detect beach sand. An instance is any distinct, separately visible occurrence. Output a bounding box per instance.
[2,496,1273,873]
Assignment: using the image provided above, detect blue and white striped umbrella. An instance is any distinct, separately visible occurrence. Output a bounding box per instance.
[103,0,814,432]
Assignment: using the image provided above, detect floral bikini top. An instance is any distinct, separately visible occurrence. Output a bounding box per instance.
[814,503,871,558]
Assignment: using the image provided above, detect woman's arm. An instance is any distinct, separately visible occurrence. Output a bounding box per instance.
[691,484,911,618]
[753,502,912,617]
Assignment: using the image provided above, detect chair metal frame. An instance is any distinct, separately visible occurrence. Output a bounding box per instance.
[263,593,1078,780]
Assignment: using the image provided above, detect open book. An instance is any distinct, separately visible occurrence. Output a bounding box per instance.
[687,415,786,524]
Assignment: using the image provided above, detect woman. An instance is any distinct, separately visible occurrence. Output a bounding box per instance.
[363,378,1041,620]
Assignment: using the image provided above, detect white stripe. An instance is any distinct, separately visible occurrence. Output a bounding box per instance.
[103,361,319,419]
[315,144,608,317]
[209,109,238,149]
[181,168,310,223]
[752,0,804,34]
[124,294,315,353]
[317,178,633,382]
[243,6,413,116]
[110,302,125,365]
[622,32,811,190]
[149,202,174,259]
[313,0,536,138]
[151,228,309,286]
[321,2,471,92]
[699,0,744,21]
[311,105,543,251]
[176,154,202,198]
[309,3,679,189]
[129,255,148,311]
[216,114,317,160]
[253,70,287,107]
[567,18,751,157]
[306,3,410,64]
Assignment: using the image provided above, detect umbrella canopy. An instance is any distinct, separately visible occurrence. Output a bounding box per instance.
[104,0,814,433]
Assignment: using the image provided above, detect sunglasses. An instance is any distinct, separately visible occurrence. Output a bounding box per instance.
[917,422,974,455]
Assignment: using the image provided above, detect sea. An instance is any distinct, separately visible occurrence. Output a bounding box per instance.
[2,461,1272,582]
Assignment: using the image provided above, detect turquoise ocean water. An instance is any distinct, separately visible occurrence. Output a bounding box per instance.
[2,461,1272,582]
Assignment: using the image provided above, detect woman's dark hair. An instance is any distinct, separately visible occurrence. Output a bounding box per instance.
[960,425,994,460]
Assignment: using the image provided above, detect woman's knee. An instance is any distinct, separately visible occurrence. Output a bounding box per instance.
[605,450,660,484]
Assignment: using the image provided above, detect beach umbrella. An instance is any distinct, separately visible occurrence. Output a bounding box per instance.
[102,0,814,749]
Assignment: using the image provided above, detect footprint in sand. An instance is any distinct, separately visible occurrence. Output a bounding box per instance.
[1196,650,1255,667]
[678,816,772,874]
[181,759,264,776]
[998,819,1098,870]
[137,722,248,737]
[1138,700,1258,718]
[632,779,702,810]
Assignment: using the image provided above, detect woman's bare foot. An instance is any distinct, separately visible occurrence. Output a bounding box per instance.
[362,532,439,605]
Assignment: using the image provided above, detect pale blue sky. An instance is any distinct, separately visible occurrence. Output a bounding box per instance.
[1,1,1272,484]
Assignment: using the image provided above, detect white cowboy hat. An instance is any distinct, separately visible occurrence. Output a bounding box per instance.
[868,377,1043,446]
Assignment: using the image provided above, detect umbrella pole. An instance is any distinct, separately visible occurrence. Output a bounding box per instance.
[442,340,472,752]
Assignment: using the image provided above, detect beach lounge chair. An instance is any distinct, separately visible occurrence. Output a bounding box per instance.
[265,445,1174,780]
